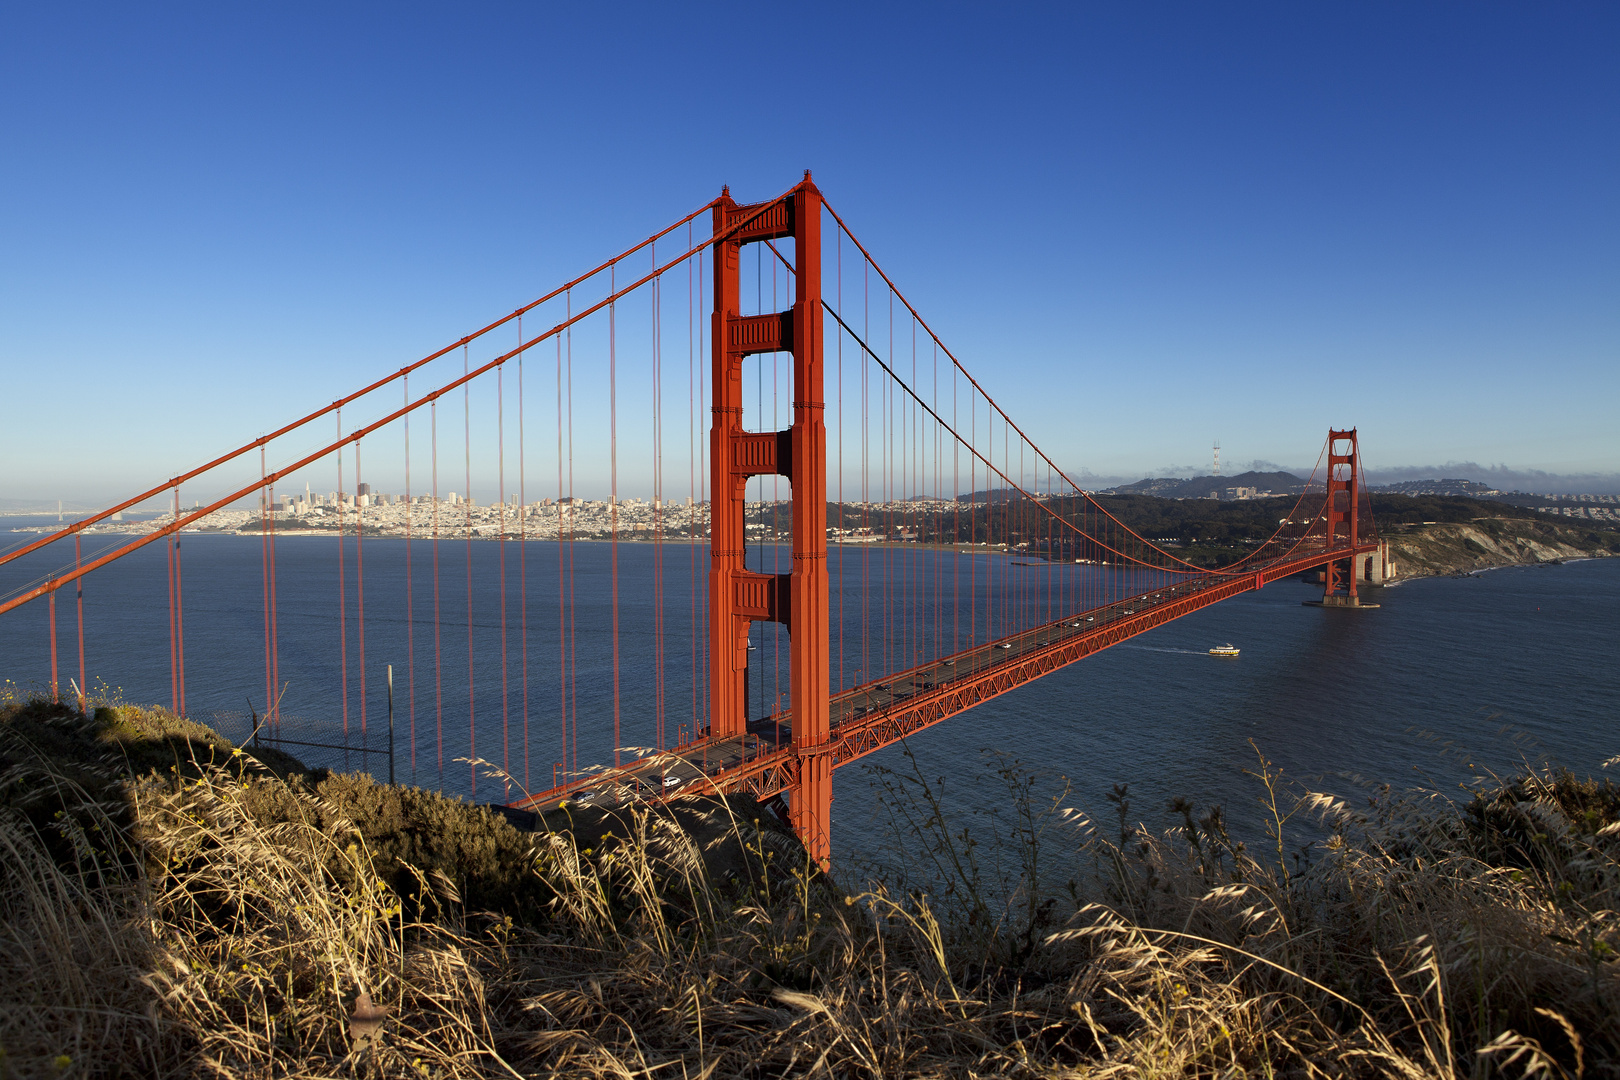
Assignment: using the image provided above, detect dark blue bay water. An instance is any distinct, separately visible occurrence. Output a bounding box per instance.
[839,556,1619,861]
[3,516,1615,863]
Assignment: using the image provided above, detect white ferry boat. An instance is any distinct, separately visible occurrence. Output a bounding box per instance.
[1208,643,1241,657]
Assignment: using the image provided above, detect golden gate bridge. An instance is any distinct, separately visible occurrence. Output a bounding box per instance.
[0,174,1382,867]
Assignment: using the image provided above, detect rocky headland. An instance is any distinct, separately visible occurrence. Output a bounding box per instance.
[1381,516,1618,578]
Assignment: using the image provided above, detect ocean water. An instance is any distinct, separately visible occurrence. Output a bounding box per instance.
[3,517,1615,863]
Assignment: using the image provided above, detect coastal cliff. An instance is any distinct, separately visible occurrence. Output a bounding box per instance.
[1383,516,1618,578]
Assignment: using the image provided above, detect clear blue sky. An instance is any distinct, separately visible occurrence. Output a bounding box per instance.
[3,2,1616,503]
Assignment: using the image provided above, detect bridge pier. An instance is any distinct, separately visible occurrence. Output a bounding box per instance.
[1307,591,1380,609]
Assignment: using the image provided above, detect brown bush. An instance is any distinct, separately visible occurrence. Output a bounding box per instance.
[2,695,1616,1078]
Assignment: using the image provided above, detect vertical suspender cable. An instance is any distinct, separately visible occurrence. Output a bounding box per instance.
[518,319,530,793]
[651,249,662,747]
[498,361,509,794]
[888,296,894,668]
[914,315,921,665]
[405,374,415,773]
[554,307,567,773]
[269,461,280,726]
[903,310,911,668]
[689,229,698,741]
[653,258,666,749]
[836,229,843,691]
[175,490,186,715]
[48,585,57,702]
[464,345,475,795]
[862,260,869,682]
[357,442,368,755]
[432,400,443,776]
[261,448,271,723]
[557,305,567,773]
[918,319,924,664]
[337,412,349,745]
[695,258,707,735]
[971,394,978,645]
[168,491,178,713]
[610,265,621,767]
[567,292,578,773]
[75,535,85,710]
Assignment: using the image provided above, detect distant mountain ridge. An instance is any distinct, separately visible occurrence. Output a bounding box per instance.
[1105,470,1307,499]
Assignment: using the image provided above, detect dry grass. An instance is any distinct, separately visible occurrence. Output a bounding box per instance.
[1,696,1616,1078]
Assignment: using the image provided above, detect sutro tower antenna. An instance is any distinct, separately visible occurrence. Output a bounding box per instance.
[1213,440,1220,477]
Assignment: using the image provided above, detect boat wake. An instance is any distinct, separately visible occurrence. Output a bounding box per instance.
[1119,645,1216,657]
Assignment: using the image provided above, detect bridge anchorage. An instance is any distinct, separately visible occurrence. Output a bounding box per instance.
[2,174,1382,871]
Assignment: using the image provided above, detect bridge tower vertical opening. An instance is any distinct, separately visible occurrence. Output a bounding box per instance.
[710,176,831,866]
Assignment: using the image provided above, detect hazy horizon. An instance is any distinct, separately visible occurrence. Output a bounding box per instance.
[7,458,1618,517]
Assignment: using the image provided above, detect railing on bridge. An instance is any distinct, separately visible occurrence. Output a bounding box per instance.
[0,175,1378,866]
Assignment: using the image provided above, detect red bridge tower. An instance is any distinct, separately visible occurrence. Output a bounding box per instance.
[1320,428,1368,607]
[709,175,832,865]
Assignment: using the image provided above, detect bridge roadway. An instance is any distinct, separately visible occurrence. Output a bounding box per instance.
[513,541,1375,813]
